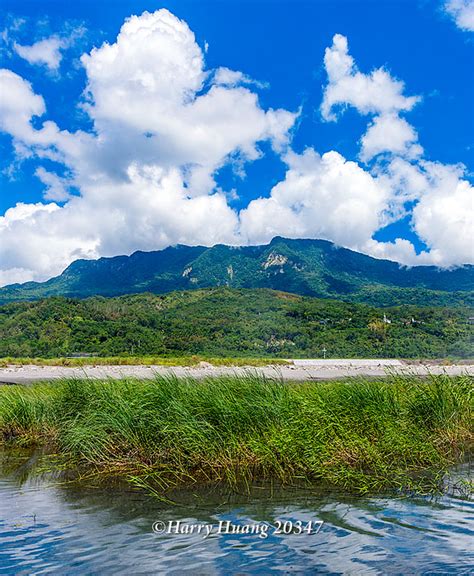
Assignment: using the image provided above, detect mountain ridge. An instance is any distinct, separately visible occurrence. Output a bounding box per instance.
[1,237,473,307]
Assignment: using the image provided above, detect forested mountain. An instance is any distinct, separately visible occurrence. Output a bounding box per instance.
[0,288,472,358]
[1,238,473,307]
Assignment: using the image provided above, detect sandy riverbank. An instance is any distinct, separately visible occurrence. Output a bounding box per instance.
[0,359,473,384]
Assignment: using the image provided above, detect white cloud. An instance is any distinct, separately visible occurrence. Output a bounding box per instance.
[360,113,423,162]
[0,202,74,283]
[363,238,423,266]
[321,34,420,121]
[410,161,474,266]
[365,158,474,266]
[34,167,72,201]
[78,9,295,182]
[316,33,473,267]
[444,0,474,32]
[0,69,45,140]
[0,68,89,162]
[0,9,296,284]
[321,34,422,163]
[0,167,241,284]
[0,15,472,286]
[240,147,473,269]
[14,36,66,70]
[240,150,473,268]
[240,148,393,249]
[0,176,231,284]
[213,67,268,89]
[0,267,35,286]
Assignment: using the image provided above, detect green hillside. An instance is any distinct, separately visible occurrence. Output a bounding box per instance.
[1,288,472,359]
[1,237,473,307]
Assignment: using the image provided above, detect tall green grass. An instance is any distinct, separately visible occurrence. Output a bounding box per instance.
[0,374,472,494]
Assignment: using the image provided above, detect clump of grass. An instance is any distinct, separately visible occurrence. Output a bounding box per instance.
[0,375,472,495]
[0,356,289,368]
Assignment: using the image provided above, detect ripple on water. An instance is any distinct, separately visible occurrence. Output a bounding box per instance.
[0,456,472,575]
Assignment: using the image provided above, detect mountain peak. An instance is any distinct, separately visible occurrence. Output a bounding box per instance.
[0,238,472,307]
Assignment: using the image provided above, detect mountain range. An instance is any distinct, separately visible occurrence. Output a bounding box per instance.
[1,237,473,307]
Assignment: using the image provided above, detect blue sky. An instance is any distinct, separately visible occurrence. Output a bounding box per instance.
[0,0,473,285]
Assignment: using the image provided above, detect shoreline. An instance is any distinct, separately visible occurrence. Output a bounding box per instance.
[0,359,473,384]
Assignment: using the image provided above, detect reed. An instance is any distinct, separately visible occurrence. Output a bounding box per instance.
[0,374,472,494]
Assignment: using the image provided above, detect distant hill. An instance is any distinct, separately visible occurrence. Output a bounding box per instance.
[0,289,472,358]
[1,237,473,307]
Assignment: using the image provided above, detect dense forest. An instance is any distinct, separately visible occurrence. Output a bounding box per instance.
[0,288,472,359]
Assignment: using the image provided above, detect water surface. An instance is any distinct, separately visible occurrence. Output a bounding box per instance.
[0,450,472,575]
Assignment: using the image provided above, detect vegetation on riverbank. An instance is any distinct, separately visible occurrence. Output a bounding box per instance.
[0,375,472,495]
[1,289,472,359]
[0,356,287,368]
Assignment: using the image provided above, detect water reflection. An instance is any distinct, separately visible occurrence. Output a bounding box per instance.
[0,449,472,575]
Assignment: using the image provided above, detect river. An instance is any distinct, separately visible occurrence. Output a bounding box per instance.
[0,449,472,575]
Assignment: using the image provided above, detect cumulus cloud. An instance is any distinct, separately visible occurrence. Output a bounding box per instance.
[366,158,474,267]
[444,0,474,32]
[0,69,45,139]
[0,202,70,282]
[0,13,472,286]
[321,34,420,121]
[0,267,36,286]
[316,33,473,267]
[410,161,474,266]
[14,36,66,70]
[240,148,393,249]
[0,67,93,177]
[78,9,295,182]
[0,9,296,284]
[0,167,240,283]
[360,113,423,162]
[363,237,422,266]
[241,149,473,268]
[321,34,422,164]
